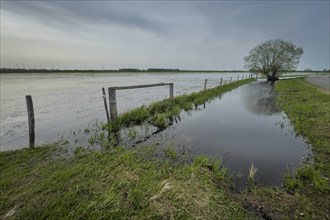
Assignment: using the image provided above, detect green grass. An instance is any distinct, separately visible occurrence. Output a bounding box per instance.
[276,78,330,178]
[284,165,328,192]
[248,163,257,186]
[0,144,248,219]
[164,147,177,160]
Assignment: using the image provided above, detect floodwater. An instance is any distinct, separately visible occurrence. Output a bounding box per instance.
[0,72,247,151]
[137,81,311,188]
[1,72,310,188]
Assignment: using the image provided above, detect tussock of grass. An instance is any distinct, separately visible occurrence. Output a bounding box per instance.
[248,163,257,184]
[284,165,328,192]
[0,144,247,219]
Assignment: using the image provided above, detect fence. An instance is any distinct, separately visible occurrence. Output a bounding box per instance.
[23,74,254,149]
[203,74,254,90]
[103,74,254,123]
[103,83,174,122]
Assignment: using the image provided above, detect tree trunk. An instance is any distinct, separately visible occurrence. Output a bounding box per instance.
[267,71,279,82]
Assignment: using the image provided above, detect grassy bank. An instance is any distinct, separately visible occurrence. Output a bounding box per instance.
[276,78,330,179]
[0,144,248,219]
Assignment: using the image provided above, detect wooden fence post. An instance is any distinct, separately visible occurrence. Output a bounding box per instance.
[220,78,223,85]
[230,76,232,82]
[25,95,35,149]
[108,88,118,122]
[102,88,110,124]
[204,79,207,90]
[237,75,239,81]
[169,83,174,98]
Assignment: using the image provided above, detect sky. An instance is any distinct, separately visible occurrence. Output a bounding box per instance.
[0,0,329,70]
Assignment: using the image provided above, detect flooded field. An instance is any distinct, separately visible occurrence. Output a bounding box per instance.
[0,72,247,151]
[1,72,311,188]
[135,81,311,188]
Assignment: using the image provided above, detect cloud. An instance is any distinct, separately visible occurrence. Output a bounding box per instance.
[1,1,167,33]
[1,1,329,70]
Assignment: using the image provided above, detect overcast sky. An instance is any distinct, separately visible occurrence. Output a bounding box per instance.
[1,1,329,70]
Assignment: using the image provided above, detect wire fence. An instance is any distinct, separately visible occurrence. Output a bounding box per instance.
[1,73,256,150]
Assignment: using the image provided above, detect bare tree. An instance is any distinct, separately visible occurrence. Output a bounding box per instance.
[244,39,303,82]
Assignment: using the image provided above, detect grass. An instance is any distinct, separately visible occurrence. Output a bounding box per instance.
[164,147,177,160]
[248,163,257,185]
[0,144,248,219]
[276,78,330,179]
[284,165,328,192]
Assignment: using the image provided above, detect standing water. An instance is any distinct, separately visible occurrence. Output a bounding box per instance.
[139,81,311,188]
[0,72,247,151]
[1,72,310,188]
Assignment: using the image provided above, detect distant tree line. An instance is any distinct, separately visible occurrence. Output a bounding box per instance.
[0,67,328,74]
[0,68,249,73]
[304,68,330,72]
[0,68,181,73]
[0,68,120,73]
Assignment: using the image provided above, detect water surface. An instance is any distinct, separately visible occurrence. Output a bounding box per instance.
[138,81,311,188]
[0,71,247,151]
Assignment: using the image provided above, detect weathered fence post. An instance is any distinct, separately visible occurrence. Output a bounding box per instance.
[220,78,223,85]
[237,75,239,81]
[230,76,232,82]
[169,83,174,98]
[204,79,207,90]
[102,88,110,124]
[108,88,118,122]
[25,95,35,149]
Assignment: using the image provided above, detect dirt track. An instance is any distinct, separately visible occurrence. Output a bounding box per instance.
[306,75,330,91]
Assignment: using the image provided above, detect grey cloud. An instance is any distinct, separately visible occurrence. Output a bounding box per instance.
[193,1,328,38]
[1,1,329,70]
[1,1,167,33]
